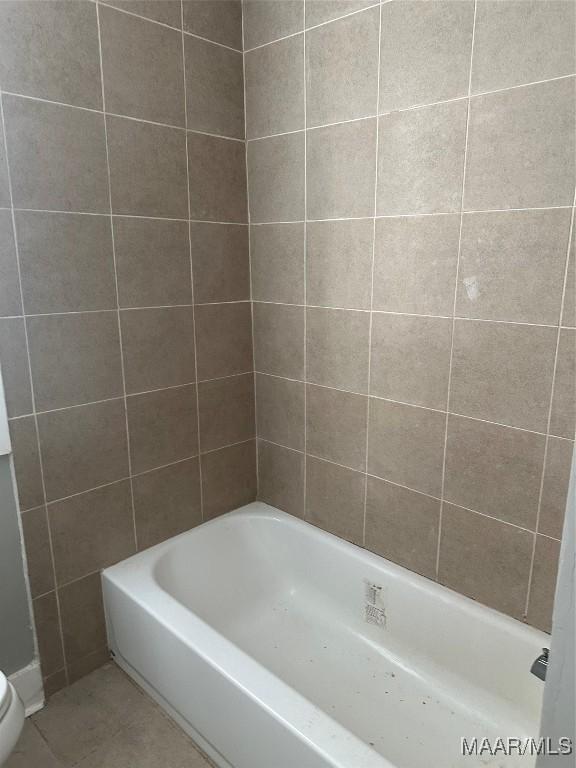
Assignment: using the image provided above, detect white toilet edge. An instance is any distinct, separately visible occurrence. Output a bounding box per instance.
[0,682,25,766]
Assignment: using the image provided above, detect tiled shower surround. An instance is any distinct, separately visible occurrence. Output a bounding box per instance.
[0,0,255,694]
[0,0,574,699]
[244,0,575,634]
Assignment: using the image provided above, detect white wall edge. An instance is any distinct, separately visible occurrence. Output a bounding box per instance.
[9,661,44,717]
[0,364,11,456]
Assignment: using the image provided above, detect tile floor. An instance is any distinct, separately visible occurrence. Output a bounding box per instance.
[6,662,213,768]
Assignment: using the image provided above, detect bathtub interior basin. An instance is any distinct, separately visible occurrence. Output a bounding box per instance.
[103,503,546,768]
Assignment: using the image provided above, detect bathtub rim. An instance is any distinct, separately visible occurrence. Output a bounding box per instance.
[105,501,548,648]
[103,502,547,768]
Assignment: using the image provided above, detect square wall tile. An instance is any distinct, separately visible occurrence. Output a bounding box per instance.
[250,223,304,304]
[368,399,445,497]
[305,0,374,27]
[191,223,250,304]
[188,133,247,223]
[100,5,185,127]
[21,507,54,597]
[195,302,253,380]
[305,456,364,545]
[0,210,21,317]
[27,313,123,411]
[370,314,452,410]
[59,572,107,663]
[550,328,575,439]
[373,214,460,316]
[185,35,244,139]
[306,307,370,393]
[253,302,304,380]
[198,373,255,452]
[114,217,191,308]
[306,384,367,471]
[377,100,467,215]
[202,440,257,520]
[127,384,198,474]
[133,458,202,551]
[243,1,303,50]
[527,536,561,633]
[106,1,182,27]
[457,209,571,324]
[450,320,557,432]
[257,440,304,518]
[183,0,242,49]
[9,417,43,510]
[256,373,304,451]
[472,1,576,94]
[0,0,102,109]
[246,35,304,139]
[248,133,305,223]
[306,6,379,127]
[307,118,376,220]
[3,96,108,213]
[540,437,573,539]
[107,115,188,219]
[444,415,546,530]
[121,306,196,393]
[439,503,533,620]
[0,318,32,417]
[379,0,473,112]
[33,592,64,677]
[306,219,373,310]
[16,212,116,314]
[49,481,135,585]
[365,477,440,579]
[464,79,575,211]
[38,399,129,501]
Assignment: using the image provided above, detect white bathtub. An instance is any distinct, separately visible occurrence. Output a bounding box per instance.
[102,502,546,768]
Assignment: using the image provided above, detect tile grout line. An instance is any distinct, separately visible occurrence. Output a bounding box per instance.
[241,0,259,497]
[181,0,205,522]
[2,88,243,142]
[362,0,383,547]
[435,0,478,582]
[95,2,139,557]
[249,371,576,441]
[7,356,565,451]
[2,300,252,317]
[257,437,562,541]
[5,204,573,222]
[243,1,385,54]
[242,72,576,143]
[98,0,244,53]
[7,208,188,221]
[524,186,576,620]
[7,374,259,423]
[245,205,574,224]
[22,438,248,513]
[6,207,251,225]
[248,302,565,329]
[302,0,308,520]
[2,302,568,329]
[0,90,70,684]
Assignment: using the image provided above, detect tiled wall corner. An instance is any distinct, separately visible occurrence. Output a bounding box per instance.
[0,0,254,694]
[245,0,576,633]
